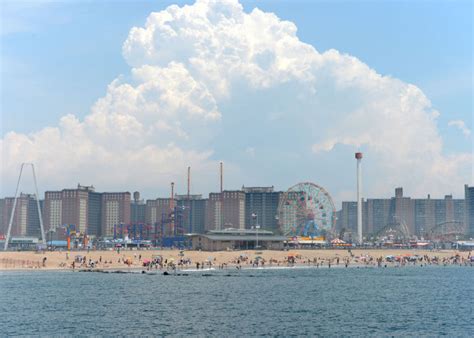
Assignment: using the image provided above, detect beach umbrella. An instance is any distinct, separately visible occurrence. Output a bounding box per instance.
[254,256,263,260]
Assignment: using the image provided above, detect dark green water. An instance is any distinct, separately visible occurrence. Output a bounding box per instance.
[0,266,472,336]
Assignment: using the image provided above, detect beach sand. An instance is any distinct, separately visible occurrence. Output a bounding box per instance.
[0,248,468,271]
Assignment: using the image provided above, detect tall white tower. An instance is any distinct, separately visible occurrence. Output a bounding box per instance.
[355,152,363,244]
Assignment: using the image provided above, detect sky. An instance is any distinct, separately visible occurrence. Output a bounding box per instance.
[1,0,472,205]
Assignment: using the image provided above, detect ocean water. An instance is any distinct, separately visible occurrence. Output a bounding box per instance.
[0,266,472,336]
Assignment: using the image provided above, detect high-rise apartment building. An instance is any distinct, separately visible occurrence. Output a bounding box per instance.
[0,194,41,237]
[466,185,474,237]
[131,201,146,224]
[44,185,93,234]
[207,193,222,231]
[338,201,358,235]
[338,187,465,238]
[207,191,245,230]
[414,194,465,236]
[88,191,102,237]
[414,197,435,236]
[61,188,89,234]
[131,191,146,225]
[146,198,175,235]
[242,186,281,232]
[365,199,391,235]
[27,198,43,237]
[4,195,25,237]
[44,185,130,238]
[101,192,131,237]
[393,188,415,234]
[176,195,208,234]
[0,199,4,235]
[44,191,62,231]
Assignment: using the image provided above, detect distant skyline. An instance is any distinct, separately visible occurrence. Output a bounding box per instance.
[1,0,473,203]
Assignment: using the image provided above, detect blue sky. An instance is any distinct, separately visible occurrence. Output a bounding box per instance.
[1,0,472,200]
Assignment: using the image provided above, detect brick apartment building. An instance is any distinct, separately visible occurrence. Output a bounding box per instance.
[207,191,245,230]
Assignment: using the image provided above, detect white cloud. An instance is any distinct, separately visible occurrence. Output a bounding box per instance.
[448,119,471,137]
[1,60,221,194]
[1,0,472,199]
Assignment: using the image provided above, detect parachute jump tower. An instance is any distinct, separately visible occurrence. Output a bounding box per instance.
[4,163,46,250]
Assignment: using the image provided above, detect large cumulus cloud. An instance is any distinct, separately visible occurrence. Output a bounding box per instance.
[1,0,472,199]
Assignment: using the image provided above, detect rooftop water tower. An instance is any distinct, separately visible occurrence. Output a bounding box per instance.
[133,191,140,203]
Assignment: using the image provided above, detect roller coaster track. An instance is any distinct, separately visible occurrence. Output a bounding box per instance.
[374,220,410,240]
[428,220,465,240]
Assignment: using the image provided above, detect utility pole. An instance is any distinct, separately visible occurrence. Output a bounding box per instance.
[355,153,363,245]
[170,182,175,236]
[252,212,260,249]
[219,162,223,230]
[187,166,192,233]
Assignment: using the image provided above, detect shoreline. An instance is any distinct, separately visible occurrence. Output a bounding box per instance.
[1,262,471,274]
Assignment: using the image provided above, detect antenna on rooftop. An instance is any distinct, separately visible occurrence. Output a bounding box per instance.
[220,161,223,193]
[187,166,191,200]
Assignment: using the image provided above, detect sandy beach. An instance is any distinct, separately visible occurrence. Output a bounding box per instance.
[0,248,470,271]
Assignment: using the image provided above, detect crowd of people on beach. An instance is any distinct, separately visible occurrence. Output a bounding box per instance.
[120,249,474,271]
[2,248,473,270]
[0,258,43,269]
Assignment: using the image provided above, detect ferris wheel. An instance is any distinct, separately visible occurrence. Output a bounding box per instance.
[278,182,336,237]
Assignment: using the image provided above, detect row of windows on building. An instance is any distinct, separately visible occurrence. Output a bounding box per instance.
[2,185,473,238]
[337,187,473,237]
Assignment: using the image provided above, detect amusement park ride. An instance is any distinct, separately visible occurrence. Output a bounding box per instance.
[4,163,46,251]
[61,224,88,250]
[277,182,337,240]
[427,221,465,242]
[112,204,190,247]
